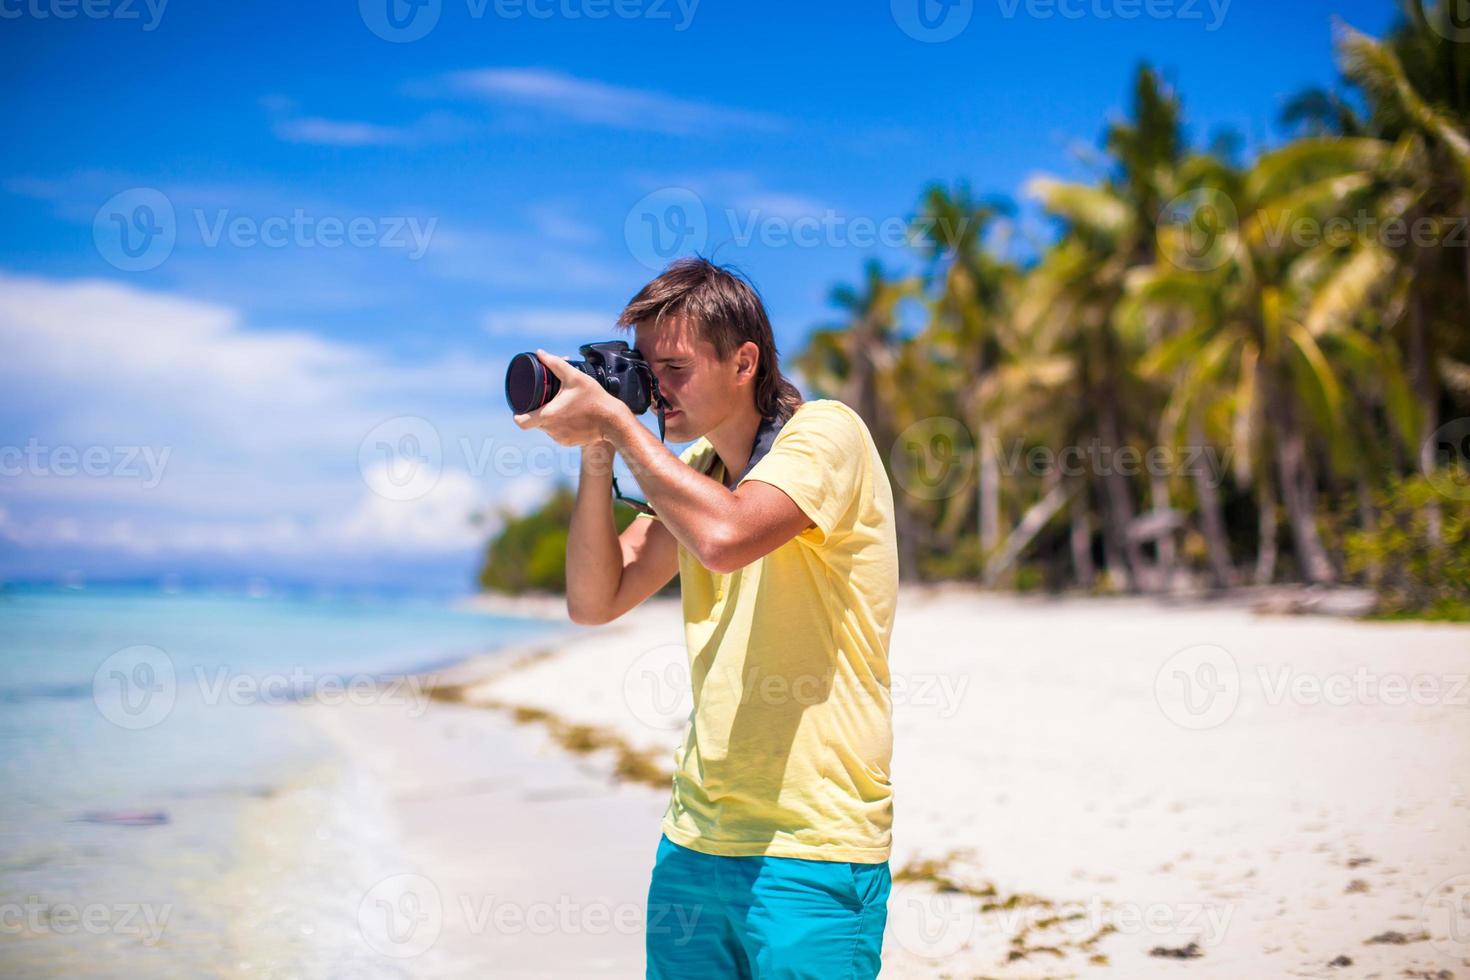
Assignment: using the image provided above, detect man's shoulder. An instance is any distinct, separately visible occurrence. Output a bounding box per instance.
[778,399,872,448]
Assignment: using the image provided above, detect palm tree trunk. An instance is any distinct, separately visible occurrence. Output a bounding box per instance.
[893,500,924,582]
[1254,478,1279,586]
[1151,471,1177,588]
[1189,418,1236,588]
[1099,401,1152,591]
[1408,291,1443,546]
[984,477,1076,586]
[1069,491,1095,588]
[979,421,1001,556]
[1355,474,1382,581]
[1273,404,1336,585]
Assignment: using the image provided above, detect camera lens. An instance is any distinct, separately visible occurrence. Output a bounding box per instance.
[505,352,559,414]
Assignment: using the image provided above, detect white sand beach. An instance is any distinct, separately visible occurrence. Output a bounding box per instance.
[305,591,1470,979]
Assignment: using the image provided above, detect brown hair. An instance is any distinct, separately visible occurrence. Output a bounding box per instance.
[617,257,804,422]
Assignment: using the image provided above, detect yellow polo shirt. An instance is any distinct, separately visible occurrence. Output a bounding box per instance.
[638,398,899,863]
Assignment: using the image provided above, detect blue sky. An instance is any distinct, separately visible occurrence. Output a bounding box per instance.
[0,0,1399,594]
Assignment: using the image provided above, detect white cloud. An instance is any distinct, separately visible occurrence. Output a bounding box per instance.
[527,200,601,246]
[271,111,467,148]
[482,308,619,339]
[0,271,562,571]
[274,117,413,147]
[444,68,783,136]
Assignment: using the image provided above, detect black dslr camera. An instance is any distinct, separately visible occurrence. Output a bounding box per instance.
[504,341,664,417]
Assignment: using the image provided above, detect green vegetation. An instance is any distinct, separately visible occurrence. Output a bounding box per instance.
[480,6,1469,619]
[477,487,677,597]
[800,6,1470,616]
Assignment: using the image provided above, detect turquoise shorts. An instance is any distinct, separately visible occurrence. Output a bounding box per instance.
[645,834,891,979]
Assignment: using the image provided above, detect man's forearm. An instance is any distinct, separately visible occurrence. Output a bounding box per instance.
[565,442,623,619]
[605,413,736,564]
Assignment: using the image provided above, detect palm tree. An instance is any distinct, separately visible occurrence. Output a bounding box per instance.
[1131,138,1418,585]
[1336,9,1470,539]
[1021,65,1187,591]
[795,260,926,578]
[910,182,1017,563]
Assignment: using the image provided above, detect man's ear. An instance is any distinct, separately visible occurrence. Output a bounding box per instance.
[735,341,760,385]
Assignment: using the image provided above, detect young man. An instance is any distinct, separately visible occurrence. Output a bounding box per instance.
[512,258,899,979]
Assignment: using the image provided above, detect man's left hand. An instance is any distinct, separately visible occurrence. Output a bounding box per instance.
[513,349,631,448]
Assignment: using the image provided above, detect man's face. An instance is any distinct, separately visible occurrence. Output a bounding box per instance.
[633,318,752,443]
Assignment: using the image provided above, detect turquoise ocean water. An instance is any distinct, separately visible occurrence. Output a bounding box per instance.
[0,585,555,978]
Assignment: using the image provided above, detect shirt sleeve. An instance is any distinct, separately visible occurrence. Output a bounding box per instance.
[737,402,868,546]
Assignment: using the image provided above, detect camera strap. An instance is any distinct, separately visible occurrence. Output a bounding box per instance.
[610,397,669,517]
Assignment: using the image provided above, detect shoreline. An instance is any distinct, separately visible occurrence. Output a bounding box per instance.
[298,587,1470,978]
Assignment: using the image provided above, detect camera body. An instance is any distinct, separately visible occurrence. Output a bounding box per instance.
[504,340,663,417]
